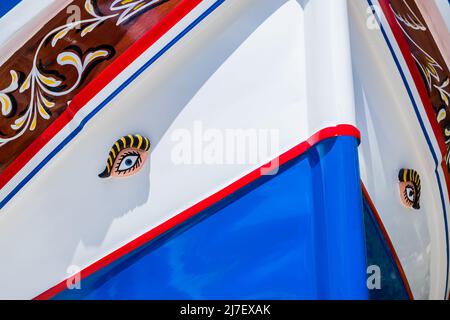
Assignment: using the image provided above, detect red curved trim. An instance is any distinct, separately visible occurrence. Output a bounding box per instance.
[0,0,203,191]
[308,124,360,146]
[361,182,414,300]
[34,124,360,300]
[377,0,447,157]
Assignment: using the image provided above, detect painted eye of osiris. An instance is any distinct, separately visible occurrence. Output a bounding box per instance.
[99,134,150,178]
[398,169,421,210]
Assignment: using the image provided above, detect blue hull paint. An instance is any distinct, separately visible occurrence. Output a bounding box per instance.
[0,0,20,18]
[56,136,368,300]
[363,199,409,300]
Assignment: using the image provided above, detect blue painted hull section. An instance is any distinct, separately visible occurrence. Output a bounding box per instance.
[0,0,20,18]
[56,136,368,300]
[363,199,409,299]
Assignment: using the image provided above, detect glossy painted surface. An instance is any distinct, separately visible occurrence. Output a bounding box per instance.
[435,0,450,32]
[0,0,360,299]
[350,0,449,298]
[0,0,20,17]
[363,198,410,300]
[1,0,443,300]
[55,136,367,300]
[0,0,183,178]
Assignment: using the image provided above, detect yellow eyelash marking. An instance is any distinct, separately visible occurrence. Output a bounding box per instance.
[137,135,143,149]
[99,134,151,178]
[128,134,134,147]
[398,168,421,210]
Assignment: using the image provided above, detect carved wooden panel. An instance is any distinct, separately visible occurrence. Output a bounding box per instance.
[0,0,181,175]
[389,0,450,169]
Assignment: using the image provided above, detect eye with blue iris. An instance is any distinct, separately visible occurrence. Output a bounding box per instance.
[398,169,421,210]
[116,151,142,175]
[99,134,151,179]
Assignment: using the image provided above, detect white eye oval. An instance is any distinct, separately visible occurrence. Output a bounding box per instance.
[405,185,415,202]
[118,155,139,171]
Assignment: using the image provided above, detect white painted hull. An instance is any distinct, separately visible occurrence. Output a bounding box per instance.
[0,0,448,299]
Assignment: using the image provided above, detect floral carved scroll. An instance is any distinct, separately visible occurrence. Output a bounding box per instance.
[390,0,450,169]
[0,0,180,175]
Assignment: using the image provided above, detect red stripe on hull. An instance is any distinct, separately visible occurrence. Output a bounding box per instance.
[0,0,203,191]
[34,124,360,300]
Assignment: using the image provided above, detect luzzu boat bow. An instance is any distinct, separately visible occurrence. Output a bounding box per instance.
[0,0,449,300]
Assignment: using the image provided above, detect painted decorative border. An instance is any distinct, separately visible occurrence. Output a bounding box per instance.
[0,0,203,208]
[389,0,450,168]
[1,0,173,146]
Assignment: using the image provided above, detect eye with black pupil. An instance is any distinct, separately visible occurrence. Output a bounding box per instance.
[115,151,142,174]
[404,186,415,203]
